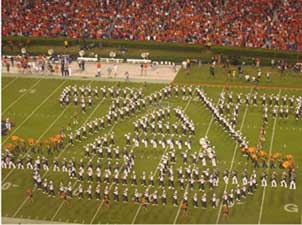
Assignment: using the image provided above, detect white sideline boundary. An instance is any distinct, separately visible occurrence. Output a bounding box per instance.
[2,216,66,224]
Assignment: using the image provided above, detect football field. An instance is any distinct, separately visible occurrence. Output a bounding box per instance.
[1,73,302,224]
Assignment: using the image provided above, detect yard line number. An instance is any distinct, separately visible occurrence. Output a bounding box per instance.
[19,89,36,94]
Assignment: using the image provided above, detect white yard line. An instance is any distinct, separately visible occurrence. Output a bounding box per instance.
[173,88,223,225]
[2,76,18,91]
[131,93,196,225]
[3,79,41,115]
[257,89,282,225]
[83,98,105,125]
[215,88,254,224]
[12,170,47,217]
[3,80,67,145]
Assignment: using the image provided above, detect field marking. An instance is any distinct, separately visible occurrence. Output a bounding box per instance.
[12,80,96,218]
[2,216,61,224]
[3,79,41,115]
[51,200,67,222]
[131,94,195,225]
[2,105,71,184]
[2,76,18,91]
[173,88,224,224]
[3,80,68,145]
[215,88,254,224]
[257,89,282,225]
[12,170,49,217]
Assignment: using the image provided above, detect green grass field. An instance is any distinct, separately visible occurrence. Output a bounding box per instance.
[1,69,302,224]
[174,64,302,89]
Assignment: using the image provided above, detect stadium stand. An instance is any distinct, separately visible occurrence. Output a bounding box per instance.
[2,0,302,51]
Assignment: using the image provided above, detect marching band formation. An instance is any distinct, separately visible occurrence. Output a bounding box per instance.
[3,84,300,209]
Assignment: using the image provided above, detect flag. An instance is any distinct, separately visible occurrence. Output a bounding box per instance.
[55,134,62,140]
[282,161,291,169]
[50,137,57,143]
[11,135,19,142]
[259,150,266,158]
[273,152,281,159]
[4,143,14,151]
[248,146,256,153]
[27,138,34,145]
[286,154,293,160]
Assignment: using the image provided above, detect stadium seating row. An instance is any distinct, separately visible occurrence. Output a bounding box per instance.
[2,0,301,51]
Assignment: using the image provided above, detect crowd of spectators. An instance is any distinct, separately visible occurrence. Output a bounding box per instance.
[2,0,302,51]
[2,0,119,38]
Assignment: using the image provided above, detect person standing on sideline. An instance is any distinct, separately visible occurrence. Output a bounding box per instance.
[144,63,148,76]
[68,65,72,77]
[210,65,215,77]
[114,63,118,77]
[140,63,144,75]
[223,204,229,220]
[61,60,65,77]
[64,40,69,48]
[125,71,129,82]
[96,62,101,77]
[26,188,33,202]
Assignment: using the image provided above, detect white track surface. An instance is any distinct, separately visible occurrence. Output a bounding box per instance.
[2,216,66,224]
[2,62,180,83]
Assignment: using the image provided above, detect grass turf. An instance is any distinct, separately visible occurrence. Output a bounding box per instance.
[1,73,302,224]
[174,64,302,89]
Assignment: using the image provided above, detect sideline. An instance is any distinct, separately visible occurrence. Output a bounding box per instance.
[2,216,66,224]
